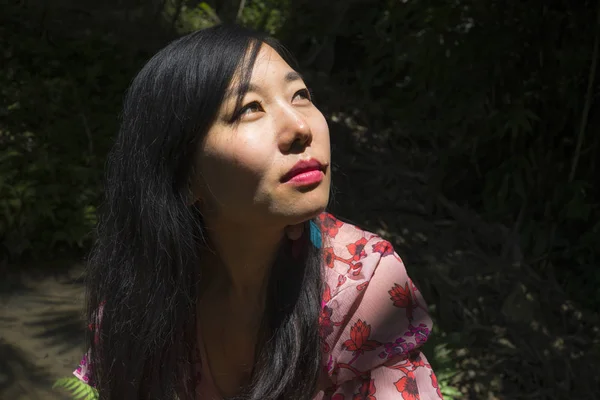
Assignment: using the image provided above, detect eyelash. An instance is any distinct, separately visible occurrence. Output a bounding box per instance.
[230,88,314,122]
[295,88,314,101]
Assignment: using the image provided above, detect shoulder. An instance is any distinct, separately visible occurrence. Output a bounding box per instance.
[315,213,433,385]
[316,212,401,294]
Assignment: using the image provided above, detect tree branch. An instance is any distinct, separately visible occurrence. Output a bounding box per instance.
[236,0,246,22]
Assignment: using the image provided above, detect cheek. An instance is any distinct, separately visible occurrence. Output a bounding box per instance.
[229,133,274,173]
[198,132,274,204]
[312,113,331,158]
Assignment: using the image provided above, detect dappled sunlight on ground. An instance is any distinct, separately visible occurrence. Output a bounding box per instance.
[0,266,86,399]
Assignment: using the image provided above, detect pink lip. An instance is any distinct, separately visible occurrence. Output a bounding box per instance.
[282,158,326,185]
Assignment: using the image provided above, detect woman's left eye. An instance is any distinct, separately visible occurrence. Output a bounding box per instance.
[293,88,313,102]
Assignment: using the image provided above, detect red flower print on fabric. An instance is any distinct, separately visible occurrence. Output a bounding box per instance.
[320,213,344,238]
[356,281,369,292]
[353,379,377,400]
[320,283,334,351]
[372,240,394,257]
[389,282,415,321]
[342,319,382,356]
[324,247,336,268]
[322,282,332,305]
[395,373,420,400]
[431,370,442,398]
[349,262,363,276]
[409,351,426,367]
[320,306,334,342]
[347,237,368,261]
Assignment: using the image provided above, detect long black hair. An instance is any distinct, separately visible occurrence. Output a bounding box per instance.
[86,24,324,400]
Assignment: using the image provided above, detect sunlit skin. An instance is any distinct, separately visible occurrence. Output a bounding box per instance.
[193,44,331,396]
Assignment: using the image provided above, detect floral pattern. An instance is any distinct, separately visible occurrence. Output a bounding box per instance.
[389,282,416,321]
[395,373,420,400]
[74,213,442,399]
[355,379,377,400]
[314,213,441,399]
[342,320,382,356]
[320,213,345,237]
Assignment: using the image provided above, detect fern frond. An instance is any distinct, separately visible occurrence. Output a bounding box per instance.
[53,377,99,400]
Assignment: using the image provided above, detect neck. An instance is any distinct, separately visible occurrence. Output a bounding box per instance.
[200,216,284,304]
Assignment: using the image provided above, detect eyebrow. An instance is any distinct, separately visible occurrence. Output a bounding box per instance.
[224,71,304,100]
[285,71,303,83]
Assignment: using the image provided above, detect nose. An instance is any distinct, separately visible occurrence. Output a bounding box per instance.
[277,106,312,153]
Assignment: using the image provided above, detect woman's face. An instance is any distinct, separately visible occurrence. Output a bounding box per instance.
[195,44,331,228]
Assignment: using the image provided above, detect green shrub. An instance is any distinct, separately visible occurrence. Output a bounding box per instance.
[0,5,150,261]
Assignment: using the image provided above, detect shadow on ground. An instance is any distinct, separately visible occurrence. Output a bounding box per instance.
[25,308,86,356]
[0,262,85,400]
[0,339,55,398]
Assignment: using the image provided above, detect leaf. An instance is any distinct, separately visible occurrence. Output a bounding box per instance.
[53,377,98,400]
[441,385,462,399]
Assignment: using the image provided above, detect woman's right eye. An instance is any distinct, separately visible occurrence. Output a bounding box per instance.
[232,101,264,121]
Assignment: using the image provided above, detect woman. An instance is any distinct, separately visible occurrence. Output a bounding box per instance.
[74,24,442,400]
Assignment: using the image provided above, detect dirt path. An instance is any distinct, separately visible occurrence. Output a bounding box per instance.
[0,265,86,400]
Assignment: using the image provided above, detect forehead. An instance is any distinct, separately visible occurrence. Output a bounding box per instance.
[248,44,293,82]
[224,44,300,101]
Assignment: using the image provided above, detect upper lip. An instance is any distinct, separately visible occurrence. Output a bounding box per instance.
[281,158,325,182]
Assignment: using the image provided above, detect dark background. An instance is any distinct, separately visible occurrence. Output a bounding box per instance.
[1,1,599,399]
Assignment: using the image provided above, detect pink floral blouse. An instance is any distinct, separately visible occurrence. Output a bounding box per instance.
[74,213,443,399]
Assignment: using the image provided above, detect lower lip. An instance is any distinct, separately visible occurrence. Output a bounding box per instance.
[285,169,324,186]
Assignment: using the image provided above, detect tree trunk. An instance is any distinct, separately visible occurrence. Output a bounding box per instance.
[215,0,240,24]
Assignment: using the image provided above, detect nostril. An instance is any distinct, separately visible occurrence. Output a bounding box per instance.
[289,138,306,153]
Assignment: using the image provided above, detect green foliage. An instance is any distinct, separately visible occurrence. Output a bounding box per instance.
[238,0,290,35]
[0,4,149,261]
[281,0,600,311]
[438,375,462,400]
[174,2,221,32]
[0,1,292,262]
[422,326,463,399]
[431,346,463,399]
[53,377,98,400]
[173,0,289,35]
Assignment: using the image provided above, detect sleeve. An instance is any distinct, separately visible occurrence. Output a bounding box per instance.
[319,235,443,400]
[73,349,93,385]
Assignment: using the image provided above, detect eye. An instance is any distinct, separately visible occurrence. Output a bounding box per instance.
[231,100,264,122]
[241,101,263,114]
[293,88,313,103]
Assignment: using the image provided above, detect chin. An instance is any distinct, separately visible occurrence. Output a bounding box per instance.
[282,193,329,225]
[268,178,331,225]
[300,204,327,222]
